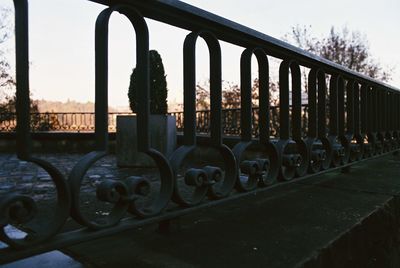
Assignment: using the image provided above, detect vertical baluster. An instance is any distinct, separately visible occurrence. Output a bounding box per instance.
[277,60,308,180]
[328,75,345,166]
[14,0,31,158]
[351,82,363,161]
[360,83,371,157]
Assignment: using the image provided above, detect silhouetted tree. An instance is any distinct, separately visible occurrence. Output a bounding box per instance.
[0,8,15,100]
[196,79,279,110]
[285,25,393,82]
[0,7,39,124]
[195,81,210,110]
[128,50,168,114]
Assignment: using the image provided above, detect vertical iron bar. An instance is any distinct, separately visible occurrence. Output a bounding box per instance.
[317,71,327,139]
[206,34,222,147]
[279,61,290,140]
[307,69,317,138]
[391,92,394,133]
[377,88,385,134]
[94,10,110,151]
[337,76,345,136]
[291,64,302,141]
[353,82,360,135]
[95,7,150,151]
[389,90,392,133]
[132,12,150,152]
[360,84,368,134]
[388,90,393,132]
[329,75,338,136]
[371,87,377,133]
[240,48,269,143]
[255,50,269,144]
[397,94,400,132]
[183,34,197,146]
[240,49,252,141]
[382,89,386,134]
[346,80,354,135]
[14,0,31,159]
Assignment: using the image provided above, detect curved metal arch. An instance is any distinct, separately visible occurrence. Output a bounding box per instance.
[69,5,174,228]
[326,74,348,166]
[279,60,302,141]
[306,68,331,172]
[170,30,236,205]
[183,30,222,147]
[240,47,269,143]
[233,47,278,191]
[277,59,309,178]
[94,5,150,151]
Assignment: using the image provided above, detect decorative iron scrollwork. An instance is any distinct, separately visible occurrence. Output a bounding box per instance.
[169,31,237,207]
[68,5,174,229]
[306,68,330,173]
[233,47,278,192]
[274,60,308,181]
[0,0,71,249]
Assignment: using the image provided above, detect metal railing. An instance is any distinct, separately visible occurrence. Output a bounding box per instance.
[170,105,309,137]
[0,112,131,132]
[0,105,307,136]
[1,0,399,263]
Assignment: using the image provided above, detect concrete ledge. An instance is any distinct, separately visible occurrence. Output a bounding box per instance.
[63,153,400,267]
[0,132,241,153]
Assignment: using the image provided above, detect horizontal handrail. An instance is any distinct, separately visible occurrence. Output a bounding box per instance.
[89,0,399,93]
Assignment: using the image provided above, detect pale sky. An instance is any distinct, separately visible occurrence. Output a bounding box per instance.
[1,0,399,109]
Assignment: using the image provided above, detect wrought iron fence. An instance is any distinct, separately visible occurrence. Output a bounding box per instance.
[170,105,309,137]
[0,105,308,136]
[0,112,132,132]
[1,0,400,263]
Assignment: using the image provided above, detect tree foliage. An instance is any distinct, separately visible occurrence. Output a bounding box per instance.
[285,25,393,82]
[128,50,168,114]
[195,80,210,111]
[0,7,39,119]
[193,26,391,111]
[195,79,279,111]
[0,8,14,97]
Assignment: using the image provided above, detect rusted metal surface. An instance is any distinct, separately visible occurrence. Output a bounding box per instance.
[1,0,399,264]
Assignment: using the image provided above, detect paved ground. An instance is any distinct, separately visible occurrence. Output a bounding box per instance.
[2,153,400,267]
[0,153,164,226]
[62,153,400,267]
[0,153,159,198]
